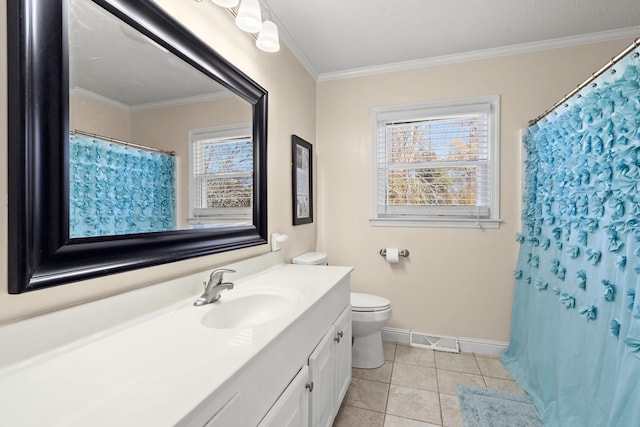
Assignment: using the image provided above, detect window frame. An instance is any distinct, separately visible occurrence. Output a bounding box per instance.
[370,95,501,229]
[188,123,253,226]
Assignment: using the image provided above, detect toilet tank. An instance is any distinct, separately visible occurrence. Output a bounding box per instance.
[291,252,328,265]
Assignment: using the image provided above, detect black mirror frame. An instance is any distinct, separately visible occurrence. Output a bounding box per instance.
[7,0,268,293]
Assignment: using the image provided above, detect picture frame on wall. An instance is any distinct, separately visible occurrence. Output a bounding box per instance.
[292,135,313,225]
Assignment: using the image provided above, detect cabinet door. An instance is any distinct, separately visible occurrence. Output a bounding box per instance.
[202,392,241,427]
[334,306,352,405]
[308,326,336,427]
[258,366,310,427]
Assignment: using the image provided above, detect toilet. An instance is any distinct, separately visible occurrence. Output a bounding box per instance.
[291,252,393,369]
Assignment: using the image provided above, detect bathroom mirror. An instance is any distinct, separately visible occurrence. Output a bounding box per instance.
[7,0,268,293]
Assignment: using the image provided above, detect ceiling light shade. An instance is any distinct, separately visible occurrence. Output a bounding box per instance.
[235,0,263,33]
[256,20,280,52]
[211,0,239,7]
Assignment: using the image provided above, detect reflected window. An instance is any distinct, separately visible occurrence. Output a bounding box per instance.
[189,124,253,226]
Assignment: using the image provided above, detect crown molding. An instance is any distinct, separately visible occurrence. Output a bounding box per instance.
[71,86,233,112]
[71,87,131,111]
[316,26,640,82]
[258,1,319,80]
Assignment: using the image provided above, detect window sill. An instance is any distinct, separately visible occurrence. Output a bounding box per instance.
[369,217,502,229]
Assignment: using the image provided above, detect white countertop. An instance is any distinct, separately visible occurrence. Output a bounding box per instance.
[0,257,352,426]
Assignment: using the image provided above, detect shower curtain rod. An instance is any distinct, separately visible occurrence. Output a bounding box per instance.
[529,37,640,126]
[71,130,176,156]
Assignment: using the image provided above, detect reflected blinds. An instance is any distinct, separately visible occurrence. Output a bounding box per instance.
[190,136,253,224]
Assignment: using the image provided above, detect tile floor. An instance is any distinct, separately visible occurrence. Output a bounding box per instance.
[333,342,524,427]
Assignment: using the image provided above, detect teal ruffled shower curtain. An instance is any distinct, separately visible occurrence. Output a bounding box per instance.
[69,134,176,237]
[501,45,640,426]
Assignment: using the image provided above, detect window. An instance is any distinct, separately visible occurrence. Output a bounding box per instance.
[189,124,253,226]
[371,96,500,228]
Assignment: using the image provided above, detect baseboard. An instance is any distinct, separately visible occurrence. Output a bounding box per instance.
[381,327,508,357]
[458,337,508,356]
[381,327,410,345]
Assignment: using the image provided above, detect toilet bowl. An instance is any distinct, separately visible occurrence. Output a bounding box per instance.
[291,252,393,369]
[351,292,392,369]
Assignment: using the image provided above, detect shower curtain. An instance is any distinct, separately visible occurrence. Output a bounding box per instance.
[501,45,640,426]
[69,134,176,237]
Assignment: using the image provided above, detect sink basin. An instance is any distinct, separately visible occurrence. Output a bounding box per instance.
[178,288,303,329]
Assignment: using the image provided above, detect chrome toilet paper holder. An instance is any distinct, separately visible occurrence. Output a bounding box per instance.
[379,248,410,257]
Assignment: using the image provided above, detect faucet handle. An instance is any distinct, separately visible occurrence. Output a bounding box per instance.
[209,268,236,286]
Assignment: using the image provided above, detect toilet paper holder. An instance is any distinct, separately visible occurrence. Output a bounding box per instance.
[379,248,410,257]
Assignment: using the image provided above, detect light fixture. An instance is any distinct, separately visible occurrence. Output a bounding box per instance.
[235,0,262,33]
[211,0,239,7]
[204,0,279,53]
[256,20,280,52]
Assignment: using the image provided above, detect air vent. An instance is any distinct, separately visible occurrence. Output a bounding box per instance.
[409,331,460,353]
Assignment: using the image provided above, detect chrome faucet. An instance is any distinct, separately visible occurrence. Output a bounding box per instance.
[193,268,236,306]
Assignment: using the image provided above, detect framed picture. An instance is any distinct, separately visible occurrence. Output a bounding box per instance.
[292,135,313,225]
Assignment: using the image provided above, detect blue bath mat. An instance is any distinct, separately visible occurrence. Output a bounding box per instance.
[457,384,544,427]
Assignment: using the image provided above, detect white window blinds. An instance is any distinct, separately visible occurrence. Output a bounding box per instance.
[190,126,253,225]
[372,96,499,226]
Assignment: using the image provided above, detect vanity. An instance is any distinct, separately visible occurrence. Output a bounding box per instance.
[0,253,353,426]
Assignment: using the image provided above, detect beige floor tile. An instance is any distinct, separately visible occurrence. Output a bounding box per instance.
[484,377,525,394]
[353,361,393,383]
[343,377,389,413]
[391,362,438,392]
[394,345,435,367]
[474,352,500,359]
[434,352,480,374]
[333,405,384,427]
[475,355,512,379]
[386,385,442,425]
[383,414,441,427]
[439,393,463,427]
[437,369,485,395]
[334,404,385,427]
[384,342,397,362]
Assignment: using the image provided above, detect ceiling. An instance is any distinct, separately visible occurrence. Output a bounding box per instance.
[70,0,229,108]
[261,0,640,79]
[70,0,640,106]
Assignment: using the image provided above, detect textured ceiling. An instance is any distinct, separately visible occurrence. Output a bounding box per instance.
[262,0,640,77]
[71,0,640,105]
[70,0,227,108]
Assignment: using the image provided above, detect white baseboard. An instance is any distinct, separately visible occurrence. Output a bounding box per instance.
[381,327,411,345]
[458,337,509,356]
[381,327,508,357]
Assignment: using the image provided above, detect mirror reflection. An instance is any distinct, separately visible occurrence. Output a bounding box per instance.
[68,0,253,238]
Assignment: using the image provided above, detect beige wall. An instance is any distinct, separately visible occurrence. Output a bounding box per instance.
[0,1,317,324]
[0,0,634,344]
[70,91,132,141]
[132,96,251,228]
[316,39,633,342]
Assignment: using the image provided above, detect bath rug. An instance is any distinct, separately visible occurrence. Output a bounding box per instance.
[457,384,544,427]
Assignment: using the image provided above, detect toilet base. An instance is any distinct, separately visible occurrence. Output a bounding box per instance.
[352,331,385,368]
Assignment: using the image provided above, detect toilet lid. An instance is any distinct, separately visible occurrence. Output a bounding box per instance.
[351,292,391,312]
[291,252,328,265]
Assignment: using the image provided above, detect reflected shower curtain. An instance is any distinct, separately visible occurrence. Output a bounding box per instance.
[69,134,176,237]
[501,46,640,426]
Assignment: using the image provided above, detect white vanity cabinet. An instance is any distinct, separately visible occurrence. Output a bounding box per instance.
[309,305,352,427]
[0,254,353,427]
[260,305,352,427]
[309,323,337,427]
[333,306,352,406]
[258,366,310,427]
